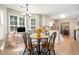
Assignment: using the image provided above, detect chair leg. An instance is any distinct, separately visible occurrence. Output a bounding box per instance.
[53,49,55,55]
[48,49,51,55]
[49,51,51,55]
[29,49,32,55]
[23,48,26,55]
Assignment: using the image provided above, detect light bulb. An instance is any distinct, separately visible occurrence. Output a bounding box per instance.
[26,11,29,14]
[29,13,31,16]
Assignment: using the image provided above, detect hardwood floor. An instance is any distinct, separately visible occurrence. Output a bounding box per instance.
[55,36,79,55]
[0,43,25,55]
[0,36,79,55]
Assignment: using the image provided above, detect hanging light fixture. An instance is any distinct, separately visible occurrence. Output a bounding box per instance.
[21,4,31,17]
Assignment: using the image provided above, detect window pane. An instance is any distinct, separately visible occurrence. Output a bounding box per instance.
[10,15,17,21]
[10,26,15,31]
[10,21,14,25]
[10,15,17,32]
[31,19,36,33]
[14,16,17,21]
[10,15,14,21]
[31,19,36,27]
[19,17,25,27]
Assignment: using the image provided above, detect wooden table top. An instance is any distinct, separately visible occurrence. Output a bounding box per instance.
[30,34,49,39]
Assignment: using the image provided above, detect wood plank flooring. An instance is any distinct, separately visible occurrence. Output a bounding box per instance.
[0,36,79,55]
[55,36,79,55]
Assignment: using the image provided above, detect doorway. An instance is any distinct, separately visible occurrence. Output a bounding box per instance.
[60,22,70,36]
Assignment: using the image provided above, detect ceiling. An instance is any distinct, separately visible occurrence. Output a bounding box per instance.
[2,4,79,18]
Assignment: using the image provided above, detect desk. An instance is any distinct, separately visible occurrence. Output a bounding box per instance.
[30,34,49,55]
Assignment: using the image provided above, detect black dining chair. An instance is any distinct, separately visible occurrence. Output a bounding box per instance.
[22,33,37,55]
[41,32,57,55]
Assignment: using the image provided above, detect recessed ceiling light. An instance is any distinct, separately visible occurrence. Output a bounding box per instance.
[59,14,66,18]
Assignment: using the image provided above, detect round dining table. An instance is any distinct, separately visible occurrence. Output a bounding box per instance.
[30,34,49,55]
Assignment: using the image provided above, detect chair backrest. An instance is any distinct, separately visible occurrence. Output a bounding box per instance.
[22,32,32,49]
[27,33,33,49]
[22,32,28,48]
[48,32,57,49]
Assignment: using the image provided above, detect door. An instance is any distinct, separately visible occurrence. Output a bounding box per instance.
[60,22,70,36]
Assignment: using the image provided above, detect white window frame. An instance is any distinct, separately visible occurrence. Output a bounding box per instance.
[30,19,36,33]
[8,13,26,32]
[8,14,18,32]
[19,17,25,27]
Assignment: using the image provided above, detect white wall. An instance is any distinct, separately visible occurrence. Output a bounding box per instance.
[42,15,50,26]
[0,5,8,40]
[59,17,78,38]
[0,9,4,40]
[0,5,8,49]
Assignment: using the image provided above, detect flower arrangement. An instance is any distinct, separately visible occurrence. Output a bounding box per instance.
[35,27,43,38]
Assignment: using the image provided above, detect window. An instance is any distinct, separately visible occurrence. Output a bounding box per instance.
[19,17,25,27]
[31,19,36,33]
[9,15,17,31]
[9,15,25,32]
[31,19,36,27]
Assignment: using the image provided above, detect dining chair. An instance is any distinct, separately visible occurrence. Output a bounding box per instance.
[41,32,57,55]
[22,33,37,55]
